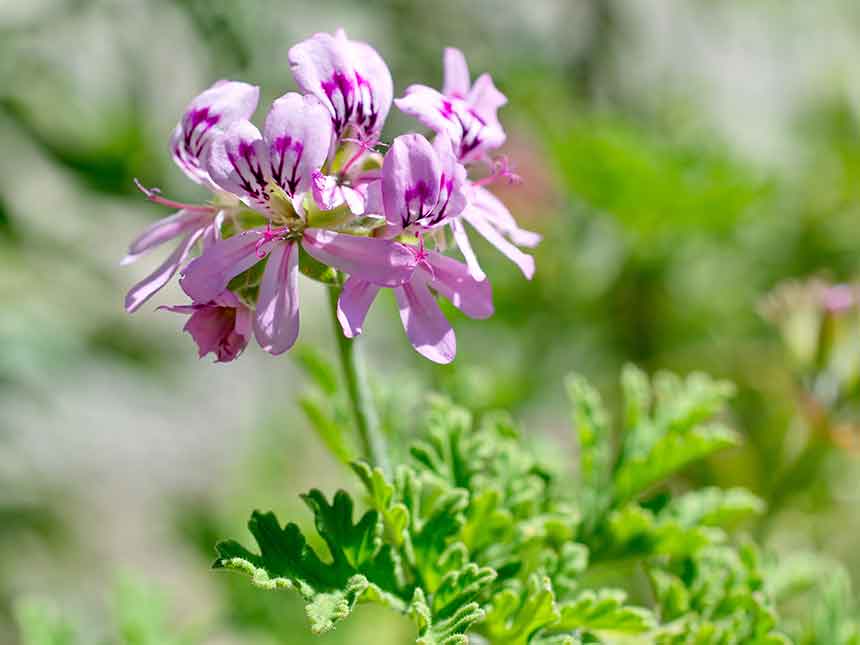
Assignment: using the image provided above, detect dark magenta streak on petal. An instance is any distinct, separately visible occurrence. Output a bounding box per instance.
[270,135,292,186]
[287,141,304,195]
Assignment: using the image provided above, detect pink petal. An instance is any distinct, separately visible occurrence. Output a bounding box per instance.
[433,135,468,219]
[264,92,333,196]
[466,73,507,126]
[203,120,270,211]
[302,228,416,286]
[289,31,354,128]
[443,48,471,98]
[254,241,300,355]
[312,172,365,215]
[395,86,460,142]
[462,208,535,280]
[336,277,380,338]
[289,30,392,136]
[124,228,204,313]
[470,185,541,248]
[124,209,209,261]
[180,228,270,302]
[424,251,493,319]
[351,39,394,133]
[170,81,260,187]
[449,217,485,280]
[394,278,456,364]
[381,133,442,228]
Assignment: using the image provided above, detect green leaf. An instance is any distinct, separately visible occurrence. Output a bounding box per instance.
[410,587,484,645]
[298,394,355,465]
[567,374,613,530]
[481,575,560,645]
[614,423,739,503]
[662,487,765,530]
[294,345,339,396]
[214,499,402,634]
[552,588,656,635]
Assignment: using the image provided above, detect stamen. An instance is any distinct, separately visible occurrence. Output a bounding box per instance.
[134,178,217,213]
[473,156,522,188]
[255,224,288,258]
[339,133,382,176]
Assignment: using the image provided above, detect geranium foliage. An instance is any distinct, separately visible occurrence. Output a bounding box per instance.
[213,367,807,643]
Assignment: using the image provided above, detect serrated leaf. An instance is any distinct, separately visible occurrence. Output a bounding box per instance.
[614,424,739,503]
[481,575,560,645]
[663,487,765,530]
[411,588,484,645]
[551,588,656,635]
[214,499,402,634]
[567,373,613,531]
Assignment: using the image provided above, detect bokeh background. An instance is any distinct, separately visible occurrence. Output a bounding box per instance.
[2,1,860,643]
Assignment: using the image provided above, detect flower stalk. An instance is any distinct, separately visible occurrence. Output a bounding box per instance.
[327,284,389,474]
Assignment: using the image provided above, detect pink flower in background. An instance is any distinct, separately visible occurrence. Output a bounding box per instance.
[161,290,252,363]
[289,29,393,140]
[395,48,506,164]
[123,80,259,313]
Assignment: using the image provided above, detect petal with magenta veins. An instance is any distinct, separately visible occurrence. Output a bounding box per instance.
[289,31,353,130]
[394,278,456,364]
[264,92,332,196]
[302,228,416,286]
[124,228,205,313]
[171,80,260,187]
[204,121,270,211]
[382,133,442,228]
[180,228,271,302]
[124,209,210,263]
[395,86,461,143]
[443,48,471,98]
[336,277,380,338]
[254,241,300,355]
[423,250,493,319]
[433,135,468,219]
[351,39,393,134]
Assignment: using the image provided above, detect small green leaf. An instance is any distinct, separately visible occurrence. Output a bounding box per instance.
[552,588,656,635]
[481,575,560,645]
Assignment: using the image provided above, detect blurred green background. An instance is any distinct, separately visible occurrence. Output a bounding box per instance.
[2,0,860,643]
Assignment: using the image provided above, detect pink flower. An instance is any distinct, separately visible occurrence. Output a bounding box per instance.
[180,228,416,356]
[203,91,333,216]
[161,290,252,363]
[123,80,259,313]
[289,29,393,139]
[337,250,493,365]
[381,133,467,232]
[335,134,492,364]
[395,48,506,164]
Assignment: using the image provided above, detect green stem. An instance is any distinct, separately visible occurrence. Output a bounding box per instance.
[327,285,390,474]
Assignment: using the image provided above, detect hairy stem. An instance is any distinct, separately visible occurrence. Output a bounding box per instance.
[327,285,390,474]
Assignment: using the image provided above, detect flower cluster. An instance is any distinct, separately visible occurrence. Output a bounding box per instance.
[123,30,538,364]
